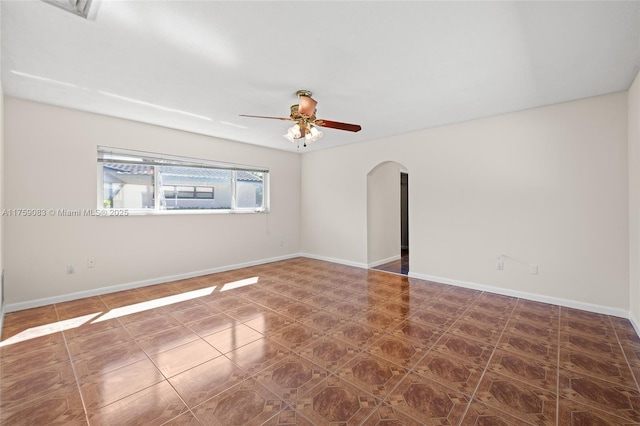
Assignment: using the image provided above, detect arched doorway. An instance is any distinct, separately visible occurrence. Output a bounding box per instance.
[367,161,409,275]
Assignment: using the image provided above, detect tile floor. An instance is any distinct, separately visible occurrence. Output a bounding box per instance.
[372,249,410,275]
[1,257,640,425]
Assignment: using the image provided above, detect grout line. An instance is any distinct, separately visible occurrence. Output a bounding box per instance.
[409,295,480,424]
[608,315,640,391]
[456,293,518,424]
[163,381,202,425]
[115,302,202,424]
[53,303,91,425]
[5,259,638,424]
[305,285,430,424]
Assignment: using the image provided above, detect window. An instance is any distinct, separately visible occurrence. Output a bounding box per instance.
[42,0,95,18]
[163,185,215,200]
[98,147,269,214]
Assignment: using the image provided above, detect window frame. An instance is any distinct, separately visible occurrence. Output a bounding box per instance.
[97,146,269,215]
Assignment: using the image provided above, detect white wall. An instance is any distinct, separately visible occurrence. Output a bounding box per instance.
[3,90,632,315]
[302,92,629,313]
[0,4,4,322]
[0,87,4,316]
[629,70,640,326]
[4,97,301,307]
[367,161,402,266]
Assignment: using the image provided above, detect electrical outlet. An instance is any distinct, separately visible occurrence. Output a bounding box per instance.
[87,258,95,268]
[530,264,538,275]
[497,257,504,271]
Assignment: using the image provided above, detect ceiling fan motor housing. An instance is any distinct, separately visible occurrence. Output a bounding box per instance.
[289,104,316,121]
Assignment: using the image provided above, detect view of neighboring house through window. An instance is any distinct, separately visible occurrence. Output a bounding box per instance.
[98,147,268,213]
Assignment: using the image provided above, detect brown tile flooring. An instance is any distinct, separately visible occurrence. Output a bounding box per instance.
[2,257,640,425]
[372,249,410,275]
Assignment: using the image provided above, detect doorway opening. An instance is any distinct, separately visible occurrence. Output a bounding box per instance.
[367,162,409,275]
[400,171,409,272]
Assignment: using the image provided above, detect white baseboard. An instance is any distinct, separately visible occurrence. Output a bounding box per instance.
[4,253,300,313]
[408,271,629,319]
[302,254,630,320]
[0,304,4,337]
[299,253,368,269]
[3,252,633,323]
[368,255,401,268]
[629,312,640,337]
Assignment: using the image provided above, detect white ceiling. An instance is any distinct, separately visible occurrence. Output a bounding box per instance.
[2,1,639,153]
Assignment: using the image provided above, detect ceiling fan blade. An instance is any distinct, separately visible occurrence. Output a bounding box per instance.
[314,119,362,132]
[298,96,317,117]
[239,114,295,122]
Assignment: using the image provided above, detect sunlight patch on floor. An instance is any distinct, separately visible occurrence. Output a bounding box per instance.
[220,277,258,292]
[93,286,217,322]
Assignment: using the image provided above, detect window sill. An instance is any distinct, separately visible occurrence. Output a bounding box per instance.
[97,208,269,217]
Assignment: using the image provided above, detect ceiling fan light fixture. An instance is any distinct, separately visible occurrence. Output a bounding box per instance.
[243,88,360,148]
[284,123,301,142]
[306,126,323,143]
[283,122,322,144]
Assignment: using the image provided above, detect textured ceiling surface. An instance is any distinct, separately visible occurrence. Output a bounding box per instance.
[2,1,639,152]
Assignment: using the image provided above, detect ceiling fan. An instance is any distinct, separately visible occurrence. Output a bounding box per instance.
[240,90,362,147]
